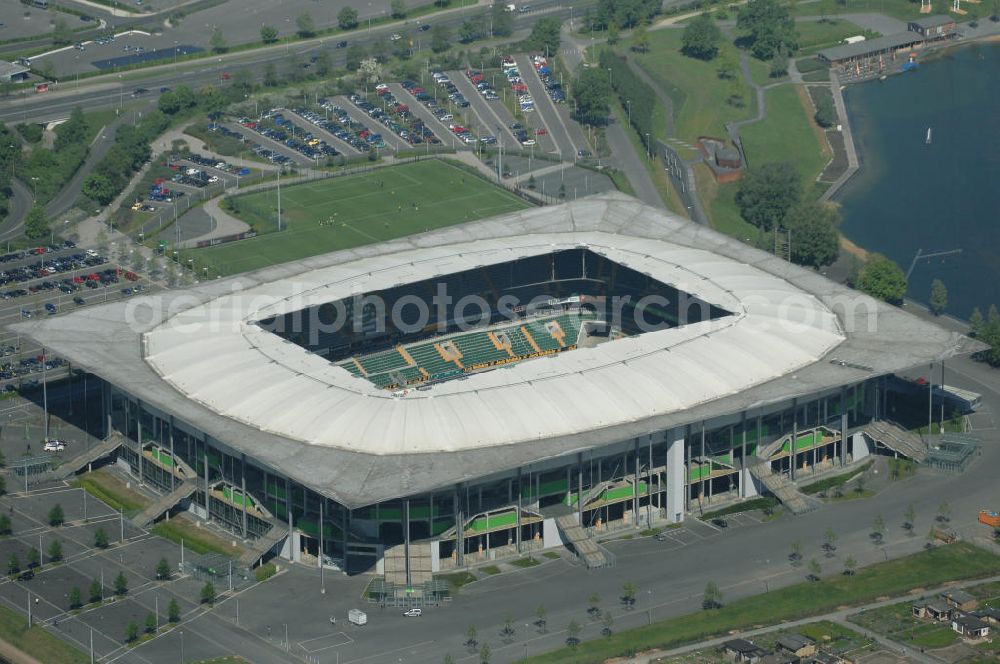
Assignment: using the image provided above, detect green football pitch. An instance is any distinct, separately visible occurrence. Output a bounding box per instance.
[186,160,531,276]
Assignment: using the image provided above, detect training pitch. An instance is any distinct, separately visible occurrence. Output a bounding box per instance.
[188,159,531,276]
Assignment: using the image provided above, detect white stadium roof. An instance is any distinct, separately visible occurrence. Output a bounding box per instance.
[12,194,977,507]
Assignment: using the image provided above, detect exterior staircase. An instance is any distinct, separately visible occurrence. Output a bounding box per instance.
[383,542,433,589]
[555,514,613,569]
[745,457,816,515]
[238,521,289,567]
[860,420,928,462]
[132,481,198,528]
[44,434,123,481]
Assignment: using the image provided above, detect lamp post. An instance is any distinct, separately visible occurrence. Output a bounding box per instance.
[626,99,631,127]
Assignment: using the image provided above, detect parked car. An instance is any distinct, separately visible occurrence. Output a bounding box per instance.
[403,608,422,617]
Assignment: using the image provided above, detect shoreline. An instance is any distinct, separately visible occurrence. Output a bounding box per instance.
[823,32,995,319]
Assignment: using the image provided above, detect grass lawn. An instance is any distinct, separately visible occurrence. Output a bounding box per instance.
[542,551,561,560]
[436,571,477,592]
[74,469,150,517]
[0,603,89,664]
[632,29,756,145]
[740,84,830,189]
[510,557,541,568]
[700,496,779,520]
[610,101,687,215]
[800,460,874,495]
[791,0,929,21]
[480,565,501,575]
[695,164,761,242]
[188,159,530,276]
[151,516,240,557]
[525,542,1000,663]
[795,19,874,56]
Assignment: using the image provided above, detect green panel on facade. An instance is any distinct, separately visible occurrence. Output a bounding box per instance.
[432,519,454,535]
[688,466,711,481]
[522,478,569,499]
[297,518,340,539]
[470,510,517,532]
[265,481,287,499]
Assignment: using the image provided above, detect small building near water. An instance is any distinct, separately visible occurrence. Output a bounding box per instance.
[0,61,30,84]
[818,32,925,67]
[908,15,957,40]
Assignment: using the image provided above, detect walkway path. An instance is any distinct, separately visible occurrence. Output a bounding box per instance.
[820,70,860,202]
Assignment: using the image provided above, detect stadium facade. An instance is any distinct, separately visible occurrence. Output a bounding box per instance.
[14,194,975,580]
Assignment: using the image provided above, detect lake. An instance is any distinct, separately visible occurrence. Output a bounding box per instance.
[837,41,1000,319]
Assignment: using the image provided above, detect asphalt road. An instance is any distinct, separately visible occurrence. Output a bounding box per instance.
[0,1,589,125]
[0,179,34,245]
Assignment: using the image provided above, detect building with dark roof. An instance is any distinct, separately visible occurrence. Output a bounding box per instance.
[908,15,957,39]
[777,634,816,657]
[818,33,925,66]
[0,61,29,84]
[941,589,978,611]
[951,613,990,639]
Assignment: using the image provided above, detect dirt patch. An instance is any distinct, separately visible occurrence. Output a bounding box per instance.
[839,235,869,260]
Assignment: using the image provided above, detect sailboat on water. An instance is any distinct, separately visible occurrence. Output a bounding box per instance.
[926,128,932,144]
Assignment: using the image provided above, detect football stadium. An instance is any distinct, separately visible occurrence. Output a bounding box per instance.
[13,194,976,595]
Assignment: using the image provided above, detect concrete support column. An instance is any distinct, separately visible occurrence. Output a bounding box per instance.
[840,387,849,466]
[665,428,685,523]
[285,477,293,546]
[319,499,325,570]
[240,454,248,538]
[632,438,640,525]
[790,399,798,481]
[403,499,411,589]
[515,467,522,554]
[684,425,692,512]
[342,508,348,569]
[699,423,706,503]
[455,485,464,568]
[135,399,144,484]
[102,380,111,438]
[577,453,584,525]
[168,416,176,493]
[740,412,748,497]
[203,442,211,522]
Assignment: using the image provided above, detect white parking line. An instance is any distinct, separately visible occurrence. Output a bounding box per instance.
[297,630,355,653]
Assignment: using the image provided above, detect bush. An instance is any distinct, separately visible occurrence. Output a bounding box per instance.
[255,562,278,582]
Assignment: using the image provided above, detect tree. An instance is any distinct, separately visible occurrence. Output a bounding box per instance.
[52,18,72,46]
[263,62,279,86]
[27,547,40,569]
[0,514,10,535]
[296,12,316,38]
[315,50,332,77]
[632,24,650,53]
[937,501,951,523]
[682,13,722,60]
[459,19,480,43]
[500,614,515,641]
[125,620,138,643]
[431,24,451,53]
[854,475,866,495]
[114,571,128,596]
[822,527,838,555]
[69,586,82,609]
[807,558,822,581]
[156,557,171,580]
[717,54,738,79]
[607,23,620,45]
[572,67,612,126]
[770,50,789,77]
[82,173,116,205]
[523,17,561,54]
[872,514,886,543]
[145,611,156,634]
[465,624,478,650]
[602,610,614,637]
[814,93,836,127]
[904,503,916,533]
[566,619,581,647]
[992,0,1000,20]
[7,553,18,576]
[338,7,359,30]
[260,25,278,43]
[843,555,857,576]
[970,307,985,336]
[789,539,803,562]
[391,0,408,18]
[25,204,50,240]
[587,592,602,617]
[622,581,637,609]
[210,27,227,54]
[735,161,802,231]
[492,1,514,36]
[930,279,948,315]
[479,643,492,664]
[737,0,798,59]
[48,503,64,527]
[168,597,180,623]
[94,528,109,549]
[784,200,840,267]
[345,44,366,70]
[703,580,723,609]
[856,254,907,304]
[48,539,62,563]
[200,581,216,604]
[89,578,102,603]
[535,604,548,633]
[443,655,456,664]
